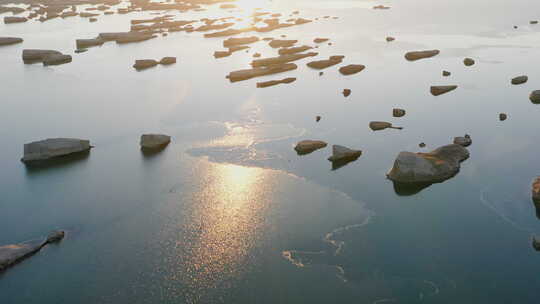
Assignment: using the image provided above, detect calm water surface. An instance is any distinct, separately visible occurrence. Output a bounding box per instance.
[1,0,540,303]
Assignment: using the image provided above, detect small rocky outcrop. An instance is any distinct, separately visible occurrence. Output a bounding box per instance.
[159,57,176,65]
[442,70,451,76]
[227,63,297,82]
[0,230,65,272]
[533,237,540,251]
[76,38,104,49]
[339,64,365,75]
[294,140,327,155]
[369,121,402,131]
[140,134,171,149]
[22,49,62,63]
[343,89,351,97]
[386,36,395,42]
[532,177,540,204]
[499,113,507,121]
[223,36,259,47]
[269,39,297,48]
[4,16,27,24]
[463,58,475,66]
[251,52,318,67]
[453,134,472,147]
[393,108,406,117]
[0,37,23,46]
[257,77,296,88]
[431,85,457,96]
[388,144,469,184]
[22,138,91,163]
[133,59,159,70]
[307,55,344,69]
[405,50,439,61]
[43,54,72,66]
[313,38,329,43]
[511,75,528,85]
[529,90,540,104]
[327,145,362,169]
[278,45,312,55]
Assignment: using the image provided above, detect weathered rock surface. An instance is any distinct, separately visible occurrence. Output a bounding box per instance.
[532,177,540,204]
[223,36,259,47]
[159,57,176,65]
[387,144,470,184]
[453,134,472,147]
[339,64,365,75]
[269,39,297,48]
[257,77,296,88]
[405,50,440,61]
[369,121,403,131]
[431,85,457,96]
[307,55,344,69]
[343,89,351,97]
[313,38,329,43]
[133,59,159,70]
[278,45,312,55]
[76,38,104,49]
[0,37,23,46]
[533,237,540,251]
[251,52,317,67]
[327,145,362,162]
[227,63,297,82]
[0,230,65,272]
[393,108,406,117]
[511,75,528,85]
[22,138,91,163]
[43,54,72,66]
[214,50,231,58]
[529,90,540,103]
[4,16,27,24]
[463,58,475,66]
[140,134,171,149]
[22,49,62,63]
[294,140,327,155]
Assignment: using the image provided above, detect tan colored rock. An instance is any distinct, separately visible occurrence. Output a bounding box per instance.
[405,50,439,61]
[339,64,365,75]
[343,89,351,97]
[251,52,318,67]
[0,37,23,46]
[133,59,159,70]
[223,36,259,47]
[43,54,72,66]
[140,134,171,149]
[369,121,403,131]
[159,57,176,65]
[227,63,297,82]
[431,85,457,96]
[294,140,327,155]
[307,55,344,69]
[0,230,65,271]
[313,38,329,43]
[22,49,62,63]
[257,77,296,88]
[269,39,297,48]
[278,45,312,55]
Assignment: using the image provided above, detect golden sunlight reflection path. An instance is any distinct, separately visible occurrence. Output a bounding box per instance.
[175,163,277,302]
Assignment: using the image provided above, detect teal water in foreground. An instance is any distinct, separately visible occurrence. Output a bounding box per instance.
[1,0,540,303]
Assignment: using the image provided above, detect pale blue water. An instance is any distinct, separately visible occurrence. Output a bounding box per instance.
[1,0,540,303]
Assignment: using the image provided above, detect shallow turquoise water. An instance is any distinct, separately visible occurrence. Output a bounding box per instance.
[1,0,540,303]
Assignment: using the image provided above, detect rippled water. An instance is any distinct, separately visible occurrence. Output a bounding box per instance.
[1,0,540,303]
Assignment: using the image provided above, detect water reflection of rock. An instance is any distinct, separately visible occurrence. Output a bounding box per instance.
[24,150,90,175]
